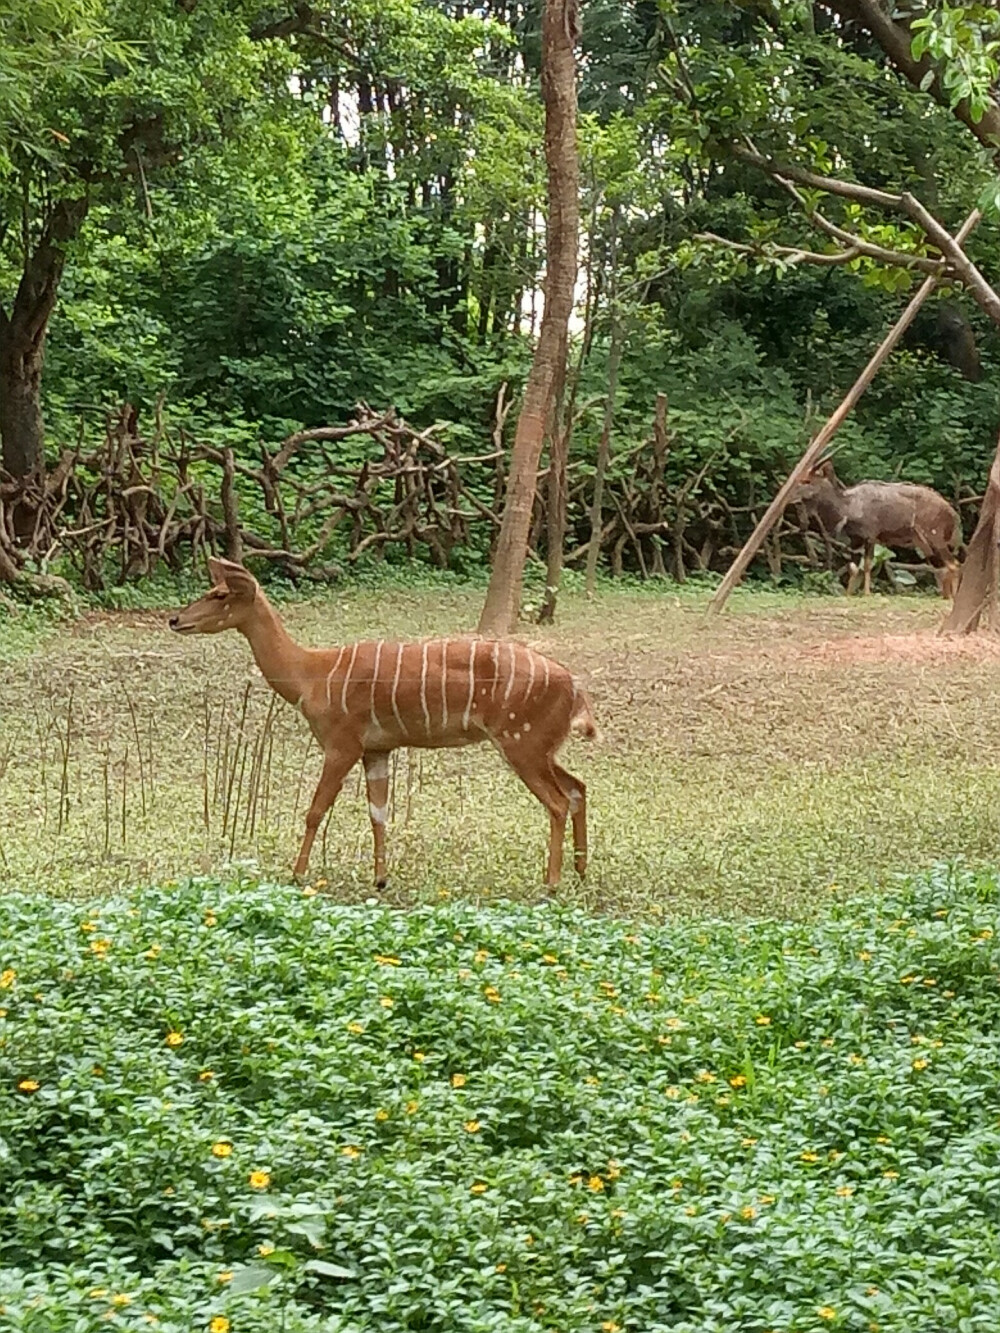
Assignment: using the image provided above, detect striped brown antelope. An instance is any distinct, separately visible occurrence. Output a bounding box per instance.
[169,559,597,887]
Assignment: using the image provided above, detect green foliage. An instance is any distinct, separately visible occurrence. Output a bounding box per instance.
[2,867,1000,1328]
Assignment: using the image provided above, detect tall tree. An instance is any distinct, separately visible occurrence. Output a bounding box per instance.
[478,0,580,636]
[0,0,299,478]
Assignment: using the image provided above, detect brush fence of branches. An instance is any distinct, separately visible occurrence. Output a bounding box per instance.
[0,401,975,593]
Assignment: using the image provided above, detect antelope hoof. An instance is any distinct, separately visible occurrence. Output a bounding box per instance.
[375,876,387,891]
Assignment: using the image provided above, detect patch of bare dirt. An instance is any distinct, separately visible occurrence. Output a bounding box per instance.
[798,632,1000,667]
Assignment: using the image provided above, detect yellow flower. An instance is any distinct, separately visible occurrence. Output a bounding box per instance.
[0,1008,6,1018]
[204,913,217,928]
[165,1031,183,1048]
[818,1308,836,1321]
[379,996,394,1008]
[858,950,871,962]
[694,1070,716,1084]
[199,1070,214,1082]
[741,1137,757,1147]
[375,954,401,966]
[848,1054,865,1066]
[302,885,318,897]
[876,1135,891,1144]
[601,1323,621,1332]
[922,978,937,987]
[741,1205,757,1219]
[755,1015,771,1026]
[110,1294,132,1307]
[912,1058,929,1071]
[211,1142,232,1158]
[463,1120,481,1133]
[664,1086,680,1099]
[794,1040,809,1049]
[90,939,112,955]
[835,1185,854,1197]
[217,1270,233,1284]
[665,1016,683,1030]
[258,1243,275,1256]
[375,1108,389,1123]
[210,1319,230,1333]
[801,1151,820,1163]
[576,1211,589,1224]
[145,945,162,960]
[484,986,501,1003]
[729,1074,746,1088]
[899,975,914,985]
[89,1288,109,1299]
[606,1161,621,1179]
[346,1021,365,1035]
[451,1073,467,1087]
[759,1194,775,1205]
[17,1079,39,1093]
[80,921,97,933]
[587,1175,605,1192]
[684,1205,697,1216]
[413,1051,425,1062]
[474,950,489,963]
[470,1182,488,1194]
[341,1145,362,1158]
[405,1099,419,1114]
[249,1170,271,1189]
[882,1169,899,1180]
[495,1261,507,1272]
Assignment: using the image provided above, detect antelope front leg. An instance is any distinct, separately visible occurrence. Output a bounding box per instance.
[863,541,874,595]
[294,747,361,879]
[363,752,391,888]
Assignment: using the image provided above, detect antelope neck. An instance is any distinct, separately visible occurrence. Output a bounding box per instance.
[240,592,310,705]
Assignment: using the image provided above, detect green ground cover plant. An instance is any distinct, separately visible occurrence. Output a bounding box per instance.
[2,865,999,1331]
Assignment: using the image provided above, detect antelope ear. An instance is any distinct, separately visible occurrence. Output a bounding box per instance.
[208,557,258,600]
[816,459,834,478]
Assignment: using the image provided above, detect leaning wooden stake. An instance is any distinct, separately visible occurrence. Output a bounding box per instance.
[707,208,981,615]
[941,426,1000,634]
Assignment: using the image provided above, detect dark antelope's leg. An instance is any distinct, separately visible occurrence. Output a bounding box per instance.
[363,752,391,887]
[863,540,874,595]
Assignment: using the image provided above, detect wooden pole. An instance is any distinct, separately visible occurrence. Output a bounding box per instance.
[707,208,981,615]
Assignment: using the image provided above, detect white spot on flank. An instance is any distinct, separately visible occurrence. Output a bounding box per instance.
[523,721,531,732]
[370,640,384,727]
[420,642,431,734]
[513,732,520,741]
[508,711,516,720]
[391,643,406,734]
[341,642,359,714]
[368,802,388,825]
[462,640,476,730]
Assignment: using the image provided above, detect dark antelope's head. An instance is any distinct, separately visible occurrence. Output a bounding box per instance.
[169,558,259,635]
[788,458,841,506]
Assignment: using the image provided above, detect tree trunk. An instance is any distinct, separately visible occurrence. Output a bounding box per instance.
[478,0,580,637]
[584,321,623,596]
[0,195,89,479]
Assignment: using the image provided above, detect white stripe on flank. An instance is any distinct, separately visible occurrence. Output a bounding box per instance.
[419,642,431,734]
[325,645,346,707]
[462,640,476,730]
[525,650,536,703]
[390,643,406,734]
[341,642,359,714]
[370,640,384,727]
[441,639,449,729]
[542,655,550,695]
[502,642,517,705]
[491,641,500,700]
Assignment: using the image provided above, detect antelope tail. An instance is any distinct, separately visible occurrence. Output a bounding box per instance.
[570,685,599,741]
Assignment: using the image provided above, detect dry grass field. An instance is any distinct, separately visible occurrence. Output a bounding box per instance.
[3,578,1000,916]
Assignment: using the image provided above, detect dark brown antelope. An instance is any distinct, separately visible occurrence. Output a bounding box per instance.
[169,559,596,887]
[790,460,961,597]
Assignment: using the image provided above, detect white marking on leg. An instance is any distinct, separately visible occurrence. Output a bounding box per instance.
[568,788,582,814]
[420,642,431,734]
[325,646,346,708]
[341,643,359,714]
[368,802,388,825]
[441,639,449,729]
[370,640,384,728]
[503,642,517,705]
[391,643,406,735]
[367,754,390,780]
[462,640,476,730]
